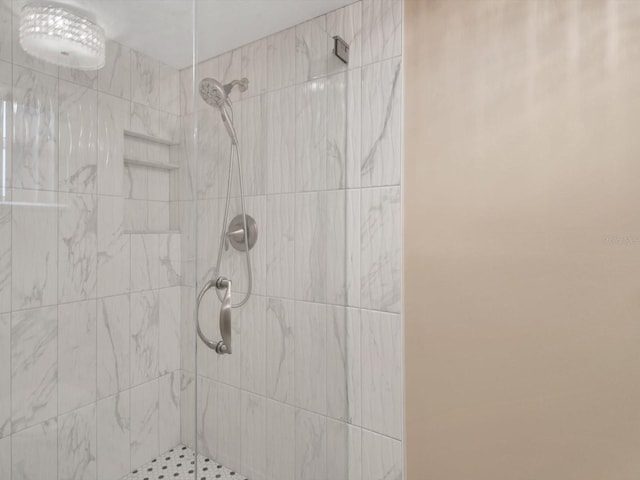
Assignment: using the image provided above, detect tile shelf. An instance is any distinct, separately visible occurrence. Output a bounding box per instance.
[124,230,181,234]
[123,157,179,171]
[123,128,179,146]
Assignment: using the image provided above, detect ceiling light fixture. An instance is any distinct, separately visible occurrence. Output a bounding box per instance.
[19,3,105,70]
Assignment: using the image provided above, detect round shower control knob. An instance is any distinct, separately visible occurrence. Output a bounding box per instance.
[226,214,258,252]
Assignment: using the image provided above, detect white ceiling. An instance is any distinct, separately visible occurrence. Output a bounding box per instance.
[13,0,354,69]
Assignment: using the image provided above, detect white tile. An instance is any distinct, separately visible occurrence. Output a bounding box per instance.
[12,190,57,310]
[327,68,362,190]
[11,418,57,480]
[294,301,326,415]
[180,371,196,450]
[12,66,58,191]
[159,372,181,453]
[0,190,9,314]
[0,313,9,438]
[294,192,327,303]
[124,198,148,232]
[58,80,98,193]
[360,186,401,313]
[131,234,159,292]
[265,298,294,404]
[98,93,128,196]
[294,409,327,480]
[327,306,361,424]
[11,305,57,432]
[346,68,362,189]
[361,429,402,480]
[58,403,97,480]
[361,310,402,439]
[327,2,362,73]
[130,103,180,144]
[265,400,295,480]
[124,136,148,164]
[158,62,180,115]
[158,233,181,288]
[148,168,171,201]
[159,286,181,374]
[326,190,361,307]
[99,40,131,99]
[179,66,195,117]
[97,391,131,480]
[241,391,266,480]
[148,201,170,231]
[0,60,11,192]
[216,383,241,472]
[58,300,97,414]
[58,193,97,303]
[218,49,242,103]
[361,57,402,187]
[295,16,329,83]
[130,379,159,467]
[0,435,10,480]
[265,88,295,194]
[124,164,148,200]
[97,294,130,399]
[0,0,11,63]
[266,194,295,299]
[132,50,159,107]
[97,195,130,297]
[240,295,266,396]
[241,39,268,98]
[130,290,159,386]
[193,107,223,201]
[361,0,402,65]
[327,420,362,480]
[240,95,267,196]
[180,286,196,373]
[58,65,97,89]
[267,28,296,91]
[196,375,217,459]
[327,72,348,190]
[295,79,327,192]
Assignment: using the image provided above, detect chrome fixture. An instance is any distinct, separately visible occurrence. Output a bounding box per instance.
[333,35,350,64]
[226,214,258,252]
[196,277,232,354]
[199,77,248,146]
[19,3,106,70]
[196,77,255,354]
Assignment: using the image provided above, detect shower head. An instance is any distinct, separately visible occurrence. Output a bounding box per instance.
[199,77,249,146]
[199,77,249,109]
[199,77,228,109]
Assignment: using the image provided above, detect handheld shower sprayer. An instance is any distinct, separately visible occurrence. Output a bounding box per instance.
[199,77,249,145]
[196,75,255,355]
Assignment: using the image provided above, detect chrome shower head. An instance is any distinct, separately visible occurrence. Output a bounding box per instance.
[199,77,250,146]
[199,77,227,109]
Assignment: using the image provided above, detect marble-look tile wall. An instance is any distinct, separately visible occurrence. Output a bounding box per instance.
[179,1,403,479]
[0,1,183,478]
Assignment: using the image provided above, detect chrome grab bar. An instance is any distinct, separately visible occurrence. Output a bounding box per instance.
[196,277,232,354]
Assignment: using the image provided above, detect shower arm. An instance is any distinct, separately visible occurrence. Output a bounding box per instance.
[196,277,232,354]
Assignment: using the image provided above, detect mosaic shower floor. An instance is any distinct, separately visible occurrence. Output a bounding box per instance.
[122,445,248,480]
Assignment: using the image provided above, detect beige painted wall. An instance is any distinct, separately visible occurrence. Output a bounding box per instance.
[404,1,640,478]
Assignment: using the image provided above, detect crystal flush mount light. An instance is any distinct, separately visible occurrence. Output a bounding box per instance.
[19,3,105,70]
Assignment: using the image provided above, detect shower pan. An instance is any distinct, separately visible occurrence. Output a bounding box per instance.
[0,0,368,479]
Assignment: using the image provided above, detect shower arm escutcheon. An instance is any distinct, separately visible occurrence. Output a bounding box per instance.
[196,277,232,354]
